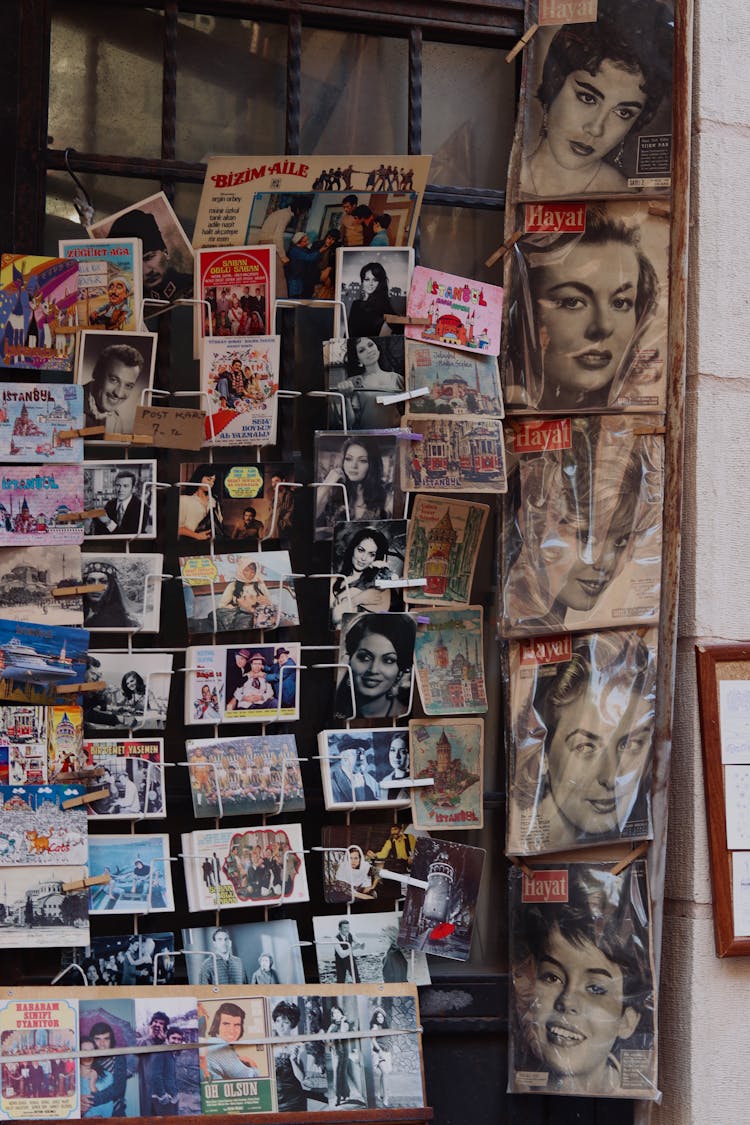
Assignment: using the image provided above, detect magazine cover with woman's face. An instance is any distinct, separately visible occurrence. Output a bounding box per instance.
[502,201,670,413]
[507,628,657,855]
[509,859,658,1099]
[514,0,674,202]
[500,415,663,637]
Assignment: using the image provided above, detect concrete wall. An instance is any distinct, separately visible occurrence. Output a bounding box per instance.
[656,1,750,1121]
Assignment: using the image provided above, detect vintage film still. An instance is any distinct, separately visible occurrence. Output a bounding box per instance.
[81,737,166,819]
[312,912,430,986]
[197,995,275,1114]
[500,416,664,637]
[87,833,174,915]
[185,642,301,725]
[179,550,299,636]
[82,459,157,541]
[82,651,174,733]
[81,554,164,633]
[330,519,406,630]
[403,495,488,608]
[181,824,309,913]
[334,612,416,722]
[75,329,157,437]
[0,545,83,626]
[179,460,297,545]
[319,727,410,811]
[62,932,176,987]
[133,997,200,1116]
[514,0,674,202]
[0,381,83,462]
[182,919,305,986]
[314,430,401,542]
[323,336,405,430]
[502,201,670,413]
[404,339,504,417]
[507,629,657,855]
[508,859,658,1099]
[335,247,415,338]
[0,996,80,1118]
[320,823,416,906]
[184,733,305,819]
[409,718,484,831]
[78,996,141,1116]
[397,836,486,962]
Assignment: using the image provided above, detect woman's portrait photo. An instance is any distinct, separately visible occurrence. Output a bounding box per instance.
[330,520,406,629]
[315,432,399,541]
[320,727,410,810]
[504,202,669,412]
[82,555,163,633]
[508,628,657,855]
[324,336,405,430]
[518,0,674,200]
[334,612,416,721]
[336,247,414,337]
[510,861,656,1098]
[501,416,663,637]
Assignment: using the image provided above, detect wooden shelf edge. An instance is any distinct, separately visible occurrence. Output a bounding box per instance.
[1,1110,434,1125]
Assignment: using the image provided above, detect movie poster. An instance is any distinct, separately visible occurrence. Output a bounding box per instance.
[0,997,79,1119]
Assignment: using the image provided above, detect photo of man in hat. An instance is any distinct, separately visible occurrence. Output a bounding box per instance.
[89,274,134,330]
[267,647,297,710]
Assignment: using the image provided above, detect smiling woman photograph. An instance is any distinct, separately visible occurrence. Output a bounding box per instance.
[507,629,657,855]
[504,202,669,412]
[518,0,674,200]
[334,612,416,721]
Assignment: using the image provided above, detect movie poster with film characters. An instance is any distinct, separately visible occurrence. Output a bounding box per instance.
[198,996,275,1115]
[185,642,301,725]
[200,335,279,446]
[58,236,142,333]
[179,461,296,545]
[196,247,275,340]
[181,823,309,912]
[0,997,79,1120]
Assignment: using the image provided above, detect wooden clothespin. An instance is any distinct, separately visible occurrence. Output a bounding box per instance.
[56,680,107,695]
[648,202,671,219]
[103,432,154,445]
[62,873,111,893]
[57,425,105,439]
[62,788,110,810]
[56,508,105,523]
[506,22,539,64]
[485,230,523,270]
[52,583,106,598]
[508,854,535,879]
[383,314,430,327]
[611,843,650,876]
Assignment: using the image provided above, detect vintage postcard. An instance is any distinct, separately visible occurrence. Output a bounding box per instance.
[82,651,173,732]
[0,253,79,372]
[336,247,414,337]
[334,612,416,722]
[404,495,488,607]
[62,932,175,986]
[184,733,304,819]
[398,836,485,961]
[405,339,504,416]
[0,546,83,627]
[405,266,503,357]
[0,784,87,865]
[509,859,657,1099]
[47,705,84,777]
[79,996,141,1116]
[82,554,164,633]
[0,620,88,687]
[0,464,84,546]
[185,643,300,725]
[314,430,401,541]
[313,912,430,986]
[200,335,279,446]
[179,460,297,545]
[179,550,299,635]
[75,330,157,437]
[196,246,275,340]
[318,728,410,811]
[359,993,424,1109]
[0,383,83,463]
[0,996,79,1119]
[330,519,406,629]
[58,235,142,334]
[267,993,350,1111]
[414,608,487,717]
[501,416,664,637]
[193,154,433,254]
[87,190,194,303]
[0,866,89,948]
[134,997,200,1116]
[0,706,47,784]
[80,738,166,819]
[320,822,416,905]
[182,919,305,987]
[181,824,309,913]
[324,336,405,430]
[82,459,157,541]
[401,414,507,493]
[87,833,174,915]
[198,996,274,1114]
[409,718,484,831]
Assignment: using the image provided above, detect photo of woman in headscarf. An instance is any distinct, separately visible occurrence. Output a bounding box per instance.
[82,561,139,630]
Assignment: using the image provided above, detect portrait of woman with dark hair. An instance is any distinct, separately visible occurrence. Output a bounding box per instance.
[178,464,223,541]
[325,335,405,429]
[348,262,395,337]
[330,521,405,628]
[518,0,674,199]
[334,612,416,721]
[82,561,139,630]
[315,433,397,540]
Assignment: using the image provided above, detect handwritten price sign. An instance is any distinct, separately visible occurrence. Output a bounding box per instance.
[134,406,206,450]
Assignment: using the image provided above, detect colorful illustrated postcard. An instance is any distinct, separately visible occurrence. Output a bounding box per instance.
[181,824,309,913]
[405,266,503,357]
[318,728,410,811]
[134,997,200,1116]
[335,246,414,337]
[414,608,487,716]
[179,460,297,544]
[0,996,79,1119]
[334,612,416,722]
[59,235,142,333]
[330,519,406,629]
[87,833,174,915]
[0,706,48,784]
[0,253,79,372]
[182,919,305,987]
[314,430,400,541]
[320,822,416,905]
[201,335,280,446]
[398,836,485,961]
[0,620,88,687]
[313,911,430,986]
[324,336,405,430]
[81,738,166,819]
[405,339,504,416]
[185,643,300,725]
[409,718,484,831]
[196,246,275,340]
[75,329,157,437]
[82,554,164,633]
[79,996,141,1116]
[0,464,84,546]
[198,996,275,1115]
[48,705,84,777]
[404,496,488,607]
[62,931,175,986]
[180,550,298,635]
[87,190,194,303]
[82,459,157,541]
[0,784,87,865]
[400,414,507,493]
[184,733,304,819]
[0,866,89,948]
[82,651,173,733]
[0,383,83,463]
[0,546,83,627]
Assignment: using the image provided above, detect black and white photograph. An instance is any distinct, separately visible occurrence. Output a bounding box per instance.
[270,993,367,1111]
[314,430,400,541]
[335,247,415,337]
[82,651,174,732]
[82,554,164,633]
[60,932,176,986]
[503,201,670,412]
[397,836,485,962]
[81,737,166,819]
[319,728,410,810]
[0,545,83,626]
[517,0,674,201]
[330,519,406,629]
[508,629,657,856]
[313,913,430,986]
[360,995,424,1110]
[182,919,305,986]
[83,459,157,540]
[334,612,416,722]
[509,860,657,1098]
[75,330,157,436]
[323,336,405,430]
[321,822,416,905]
